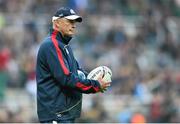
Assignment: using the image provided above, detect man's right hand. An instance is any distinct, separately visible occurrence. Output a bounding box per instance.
[97,75,111,93]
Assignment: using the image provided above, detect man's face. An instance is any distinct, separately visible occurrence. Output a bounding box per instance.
[55,18,77,37]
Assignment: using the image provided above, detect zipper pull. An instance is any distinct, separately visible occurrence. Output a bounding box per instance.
[65,48,69,54]
[64,45,69,54]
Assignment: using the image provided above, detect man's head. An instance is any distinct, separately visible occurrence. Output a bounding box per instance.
[52,7,82,37]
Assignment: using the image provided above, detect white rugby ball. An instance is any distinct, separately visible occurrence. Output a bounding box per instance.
[87,66,112,82]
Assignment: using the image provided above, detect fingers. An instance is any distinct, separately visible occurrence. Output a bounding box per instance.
[97,74,103,80]
[96,74,112,93]
[101,82,110,88]
[106,82,111,87]
[98,80,111,90]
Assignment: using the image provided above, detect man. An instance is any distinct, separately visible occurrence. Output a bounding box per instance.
[36,7,111,123]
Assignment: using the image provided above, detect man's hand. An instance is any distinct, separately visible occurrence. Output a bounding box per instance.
[97,75,111,93]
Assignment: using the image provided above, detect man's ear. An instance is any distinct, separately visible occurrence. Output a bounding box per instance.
[54,21,60,29]
[55,23,59,29]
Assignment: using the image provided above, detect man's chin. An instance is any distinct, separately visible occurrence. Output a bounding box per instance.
[65,33,74,37]
[68,33,75,37]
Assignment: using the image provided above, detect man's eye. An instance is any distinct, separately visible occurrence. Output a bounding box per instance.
[69,20,75,23]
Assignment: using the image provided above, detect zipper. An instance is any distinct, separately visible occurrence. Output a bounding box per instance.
[64,45,69,55]
[63,45,73,72]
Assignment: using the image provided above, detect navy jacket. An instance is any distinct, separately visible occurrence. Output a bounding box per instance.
[36,29,101,122]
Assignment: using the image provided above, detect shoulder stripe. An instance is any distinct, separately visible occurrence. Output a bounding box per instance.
[51,30,70,75]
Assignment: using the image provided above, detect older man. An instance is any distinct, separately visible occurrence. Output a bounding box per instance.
[36,7,110,123]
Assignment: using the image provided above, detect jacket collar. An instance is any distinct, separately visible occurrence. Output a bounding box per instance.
[50,28,72,45]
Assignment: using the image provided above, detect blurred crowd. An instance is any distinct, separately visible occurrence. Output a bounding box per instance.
[0,0,179,123]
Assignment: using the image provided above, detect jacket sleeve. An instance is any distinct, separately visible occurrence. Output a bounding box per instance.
[75,60,88,77]
[44,42,101,94]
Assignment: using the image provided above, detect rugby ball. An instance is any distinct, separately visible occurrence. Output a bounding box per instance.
[87,66,112,82]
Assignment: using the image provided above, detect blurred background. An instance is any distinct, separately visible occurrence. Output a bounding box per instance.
[0,0,179,123]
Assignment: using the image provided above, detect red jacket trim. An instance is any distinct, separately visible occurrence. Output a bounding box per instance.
[51,30,70,75]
